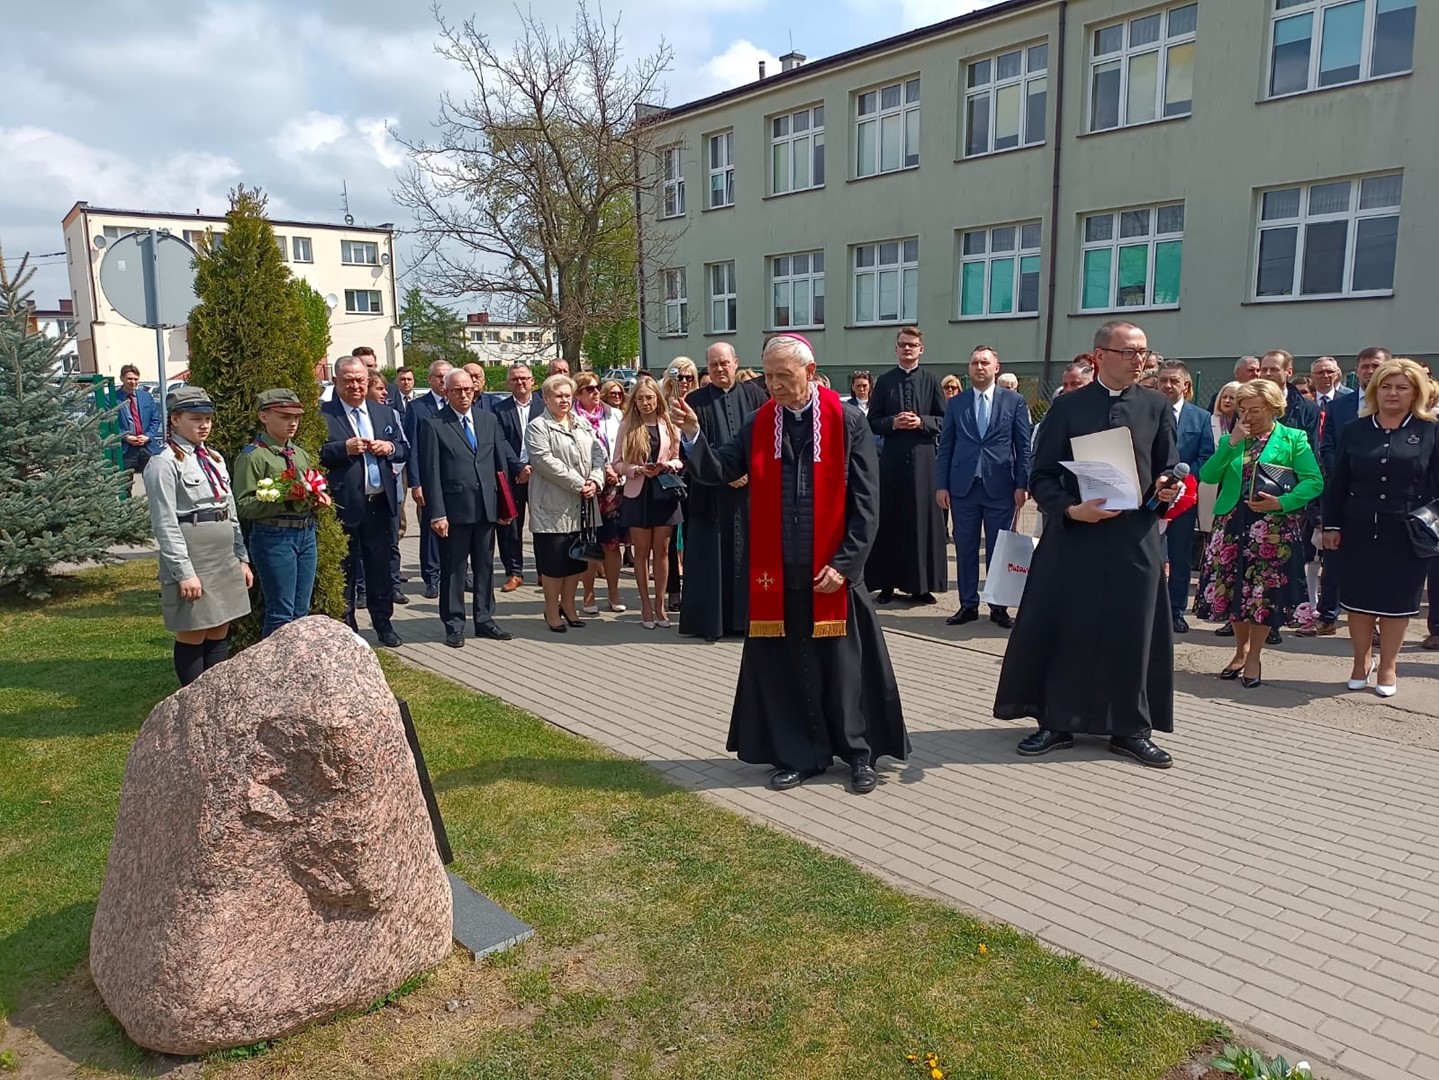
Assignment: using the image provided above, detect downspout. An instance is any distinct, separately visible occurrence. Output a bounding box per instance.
[1039,0,1068,396]
[632,141,649,372]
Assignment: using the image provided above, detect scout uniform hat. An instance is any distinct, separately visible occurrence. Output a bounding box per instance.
[257,388,305,415]
[166,386,214,413]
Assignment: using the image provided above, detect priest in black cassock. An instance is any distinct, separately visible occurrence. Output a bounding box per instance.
[672,334,909,795]
[994,320,1182,769]
[679,342,770,641]
[866,326,949,603]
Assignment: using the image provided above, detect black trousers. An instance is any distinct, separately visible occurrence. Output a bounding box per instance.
[1318,547,1342,623]
[418,501,442,588]
[344,496,395,633]
[497,481,531,578]
[440,520,498,634]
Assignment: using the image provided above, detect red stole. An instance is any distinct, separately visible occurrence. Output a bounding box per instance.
[747,387,848,638]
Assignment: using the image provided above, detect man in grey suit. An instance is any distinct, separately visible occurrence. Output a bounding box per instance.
[418,368,521,648]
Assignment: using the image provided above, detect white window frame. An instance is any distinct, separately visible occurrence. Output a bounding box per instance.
[182,229,208,249]
[341,239,379,265]
[852,238,919,326]
[660,146,686,218]
[344,289,383,315]
[770,251,825,330]
[661,268,688,335]
[964,43,1049,158]
[102,225,123,240]
[1079,202,1185,312]
[275,234,288,261]
[1088,3,1197,132]
[855,77,921,178]
[1266,0,1416,100]
[1252,172,1402,302]
[707,261,738,333]
[769,104,826,195]
[957,221,1044,320]
[292,236,313,263]
[707,131,735,209]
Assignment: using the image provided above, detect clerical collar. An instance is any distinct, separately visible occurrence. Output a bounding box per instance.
[785,388,817,420]
[1096,375,1129,397]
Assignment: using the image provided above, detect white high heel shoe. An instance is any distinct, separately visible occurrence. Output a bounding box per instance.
[1375,682,1397,698]
[1346,657,1376,691]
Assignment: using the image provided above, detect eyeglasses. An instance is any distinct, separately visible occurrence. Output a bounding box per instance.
[896,343,922,351]
[676,374,695,383]
[1097,346,1154,362]
[579,385,600,393]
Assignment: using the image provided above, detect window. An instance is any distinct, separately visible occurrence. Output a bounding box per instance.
[1255,173,1401,299]
[771,251,825,329]
[853,239,919,325]
[856,78,921,177]
[56,318,76,336]
[965,44,1048,157]
[661,146,686,218]
[469,330,484,342]
[959,222,1043,318]
[292,236,313,263]
[487,331,502,343]
[771,105,826,194]
[275,234,288,261]
[182,229,208,249]
[708,262,737,333]
[1268,0,1415,98]
[1080,203,1184,310]
[661,268,688,334]
[102,225,123,240]
[341,239,379,265]
[344,289,383,314]
[707,131,734,209]
[1089,3,1197,131]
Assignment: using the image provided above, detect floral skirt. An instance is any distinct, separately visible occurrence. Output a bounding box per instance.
[596,483,626,548]
[1194,504,1307,627]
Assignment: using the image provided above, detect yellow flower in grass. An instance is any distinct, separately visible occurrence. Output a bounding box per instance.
[978,943,988,955]
[931,1070,944,1080]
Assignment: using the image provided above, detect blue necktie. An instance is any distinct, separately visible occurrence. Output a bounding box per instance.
[351,407,382,491]
[976,392,990,438]
[462,415,477,451]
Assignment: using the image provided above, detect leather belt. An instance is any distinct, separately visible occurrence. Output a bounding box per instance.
[178,508,230,524]
[255,515,313,529]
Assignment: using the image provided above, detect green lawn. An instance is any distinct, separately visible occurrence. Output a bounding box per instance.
[0,562,1221,1079]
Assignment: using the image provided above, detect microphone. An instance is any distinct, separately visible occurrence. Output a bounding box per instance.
[1146,462,1190,510]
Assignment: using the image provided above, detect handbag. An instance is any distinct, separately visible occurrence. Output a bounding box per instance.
[567,497,604,563]
[1248,461,1297,503]
[1408,499,1439,559]
[654,470,688,501]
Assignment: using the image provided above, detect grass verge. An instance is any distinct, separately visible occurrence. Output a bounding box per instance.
[0,561,1221,1078]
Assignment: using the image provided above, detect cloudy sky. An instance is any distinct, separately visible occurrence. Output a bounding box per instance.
[1,0,997,307]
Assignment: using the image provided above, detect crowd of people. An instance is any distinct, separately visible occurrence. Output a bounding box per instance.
[128,326,1438,790]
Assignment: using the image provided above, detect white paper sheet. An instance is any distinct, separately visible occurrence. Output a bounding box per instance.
[1062,427,1142,509]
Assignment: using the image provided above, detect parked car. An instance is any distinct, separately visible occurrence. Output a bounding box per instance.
[602,367,640,390]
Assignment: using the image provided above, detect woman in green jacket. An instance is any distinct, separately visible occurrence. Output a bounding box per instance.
[1194,379,1323,687]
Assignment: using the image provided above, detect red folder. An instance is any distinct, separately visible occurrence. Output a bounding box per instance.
[496,471,518,520]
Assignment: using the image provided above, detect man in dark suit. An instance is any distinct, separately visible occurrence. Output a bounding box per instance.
[935,346,1031,630]
[405,360,454,599]
[1260,349,1319,450]
[491,363,541,591]
[1156,361,1215,633]
[1308,355,1352,413]
[419,367,522,648]
[320,356,408,647]
[1303,346,1389,637]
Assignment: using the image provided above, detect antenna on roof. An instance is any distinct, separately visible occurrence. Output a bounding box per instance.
[340,181,354,227]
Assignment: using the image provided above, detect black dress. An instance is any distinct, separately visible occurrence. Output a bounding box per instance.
[1328,414,1439,617]
[685,402,909,772]
[619,425,684,530]
[865,365,949,595]
[993,381,1179,736]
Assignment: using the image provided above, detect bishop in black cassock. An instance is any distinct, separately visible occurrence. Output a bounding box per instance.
[679,354,769,641]
[993,323,1180,768]
[866,339,949,602]
[674,338,909,795]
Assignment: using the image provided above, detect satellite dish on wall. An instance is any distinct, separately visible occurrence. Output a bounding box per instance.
[93,235,108,249]
[324,293,339,310]
[344,214,355,226]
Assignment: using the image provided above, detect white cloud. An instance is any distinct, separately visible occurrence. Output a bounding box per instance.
[272,112,350,160]
[700,39,782,97]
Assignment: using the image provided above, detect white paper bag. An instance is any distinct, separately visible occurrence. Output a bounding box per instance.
[980,529,1039,609]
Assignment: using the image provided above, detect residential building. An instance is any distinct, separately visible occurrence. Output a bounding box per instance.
[639,0,1431,392]
[26,297,80,374]
[61,202,403,381]
[462,312,562,366]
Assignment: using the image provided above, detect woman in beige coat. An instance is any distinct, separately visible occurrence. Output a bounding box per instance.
[525,374,607,632]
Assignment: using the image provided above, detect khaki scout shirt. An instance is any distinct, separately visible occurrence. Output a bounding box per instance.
[232,433,317,523]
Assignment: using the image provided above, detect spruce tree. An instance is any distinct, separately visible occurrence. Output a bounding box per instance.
[185,187,346,645]
[0,250,150,599]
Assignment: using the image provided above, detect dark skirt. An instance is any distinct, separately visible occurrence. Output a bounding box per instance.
[1339,513,1428,617]
[619,479,684,530]
[533,532,587,578]
[1194,504,1307,626]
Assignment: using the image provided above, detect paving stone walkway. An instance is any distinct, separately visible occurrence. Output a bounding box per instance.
[381,524,1439,1080]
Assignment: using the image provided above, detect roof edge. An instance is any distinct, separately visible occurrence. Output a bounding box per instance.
[63,203,396,233]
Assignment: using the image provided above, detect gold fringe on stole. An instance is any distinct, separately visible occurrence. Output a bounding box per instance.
[749,620,785,637]
[812,620,847,638]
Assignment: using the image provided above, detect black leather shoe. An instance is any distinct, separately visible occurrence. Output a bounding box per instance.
[1172,615,1189,633]
[912,592,937,605]
[769,767,826,791]
[475,624,513,641]
[947,607,979,626]
[393,591,410,605]
[397,575,410,583]
[876,589,894,604]
[1219,664,1244,680]
[850,761,879,795]
[990,607,1013,629]
[423,584,440,599]
[1215,623,1234,637]
[1266,627,1282,645]
[375,630,402,648]
[444,631,465,648]
[1241,661,1263,689]
[355,589,367,608]
[1016,729,1074,756]
[1110,736,1173,769]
